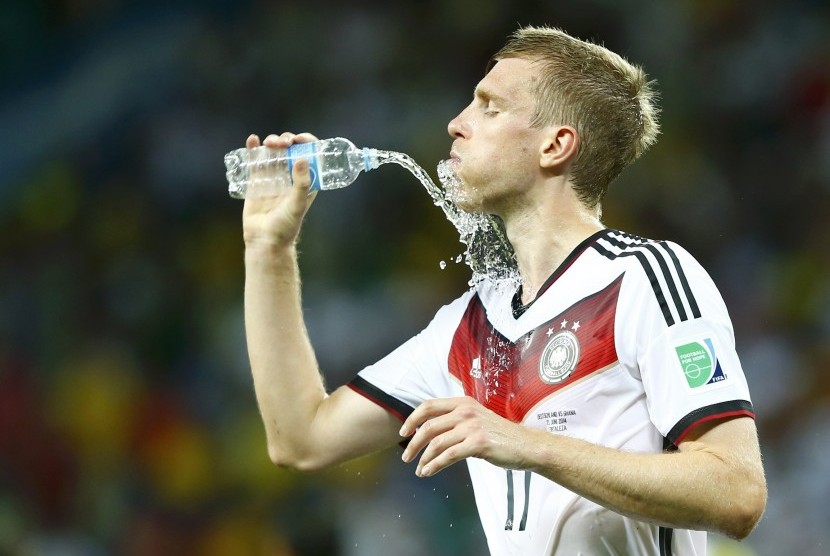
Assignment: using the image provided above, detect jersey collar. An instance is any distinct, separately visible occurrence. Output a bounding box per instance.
[510,228,611,319]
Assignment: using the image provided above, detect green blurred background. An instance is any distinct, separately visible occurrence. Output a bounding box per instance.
[1,0,828,554]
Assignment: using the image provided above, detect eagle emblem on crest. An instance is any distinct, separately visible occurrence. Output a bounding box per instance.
[539,330,580,384]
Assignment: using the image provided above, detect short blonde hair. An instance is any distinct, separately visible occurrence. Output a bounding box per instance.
[490,26,660,208]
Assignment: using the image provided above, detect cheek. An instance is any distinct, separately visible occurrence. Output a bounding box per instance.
[486,143,532,173]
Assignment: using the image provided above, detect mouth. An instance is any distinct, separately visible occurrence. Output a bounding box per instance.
[449,150,461,165]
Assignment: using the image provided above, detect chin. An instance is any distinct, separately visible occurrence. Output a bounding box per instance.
[448,190,484,214]
[445,177,483,213]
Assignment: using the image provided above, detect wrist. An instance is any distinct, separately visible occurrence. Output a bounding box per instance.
[245,240,298,266]
[519,427,562,473]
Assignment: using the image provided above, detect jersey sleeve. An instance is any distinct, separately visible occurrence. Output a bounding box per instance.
[617,240,755,447]
[347,290,474,422]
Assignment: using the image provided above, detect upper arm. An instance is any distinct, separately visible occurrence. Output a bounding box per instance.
[678,415,767,535]
[679,415,763,469]
[303,385,405,470]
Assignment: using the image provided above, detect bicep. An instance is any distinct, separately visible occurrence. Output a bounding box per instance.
[679,416,763,474]
[309,385,405,468]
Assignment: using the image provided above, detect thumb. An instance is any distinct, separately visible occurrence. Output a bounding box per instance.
[289,157,317,213]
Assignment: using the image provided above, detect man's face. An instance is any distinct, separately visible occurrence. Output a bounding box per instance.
[447,57,544,214]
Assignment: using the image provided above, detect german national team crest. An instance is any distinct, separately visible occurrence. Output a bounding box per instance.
[539,330,581,384]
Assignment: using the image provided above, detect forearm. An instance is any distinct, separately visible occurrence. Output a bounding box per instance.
[244,242,327,467]
[523,425,765,538]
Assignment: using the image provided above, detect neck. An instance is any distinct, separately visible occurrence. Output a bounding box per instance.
[502,190,604,305]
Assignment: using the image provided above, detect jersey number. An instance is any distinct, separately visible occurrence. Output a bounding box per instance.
[504,470,532,531]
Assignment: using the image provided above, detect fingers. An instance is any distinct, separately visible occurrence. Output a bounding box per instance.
[244,130,321,204]
[399,397,522,477]
[401,410,459,464]
[294,132,318,144]
[261,131,320,149]
[400,398,488,478]
[415,429,469,477]
[400,398,466,438]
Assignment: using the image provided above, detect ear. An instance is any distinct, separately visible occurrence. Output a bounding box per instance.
[539,126,579,171]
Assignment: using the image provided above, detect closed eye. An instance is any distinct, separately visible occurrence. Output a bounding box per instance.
[473,87,505,116]
[482,100,500,116]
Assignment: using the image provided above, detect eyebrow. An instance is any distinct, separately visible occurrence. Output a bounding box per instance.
[474,87,509,105]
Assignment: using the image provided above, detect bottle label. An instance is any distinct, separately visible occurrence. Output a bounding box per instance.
[287,142,322,191]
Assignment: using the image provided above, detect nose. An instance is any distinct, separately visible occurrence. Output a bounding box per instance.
[447,107,469,139]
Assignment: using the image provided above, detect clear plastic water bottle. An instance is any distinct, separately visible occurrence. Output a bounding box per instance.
[224,137,381,199]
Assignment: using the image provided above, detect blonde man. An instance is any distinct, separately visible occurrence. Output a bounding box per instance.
[241,26,766,555]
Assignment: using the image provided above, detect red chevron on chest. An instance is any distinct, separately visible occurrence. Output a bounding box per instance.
[448,275,623,422]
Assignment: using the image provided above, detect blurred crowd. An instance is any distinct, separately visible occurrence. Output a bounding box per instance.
[0,0,828,554]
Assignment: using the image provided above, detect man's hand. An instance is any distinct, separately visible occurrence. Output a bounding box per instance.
[242,132,319,249]
[399,397,534,477]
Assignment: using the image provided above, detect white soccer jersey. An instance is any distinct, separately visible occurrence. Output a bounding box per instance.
[349,229,754,556]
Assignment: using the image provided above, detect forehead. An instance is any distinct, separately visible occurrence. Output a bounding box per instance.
[477,57,538,102]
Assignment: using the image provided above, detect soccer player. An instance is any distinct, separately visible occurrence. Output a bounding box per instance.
[240,26,766,555]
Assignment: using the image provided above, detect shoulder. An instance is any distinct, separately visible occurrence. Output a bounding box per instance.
[591,229,699,268]
[594,230,716,328]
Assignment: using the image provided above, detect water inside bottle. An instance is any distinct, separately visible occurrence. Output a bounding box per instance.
[373,150,518,287]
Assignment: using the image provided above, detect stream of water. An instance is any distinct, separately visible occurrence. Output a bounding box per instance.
[374,150,518,287]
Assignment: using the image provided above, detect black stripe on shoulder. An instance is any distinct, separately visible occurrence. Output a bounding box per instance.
[348,376,415,421]
[594,231,707,327]
[629,249,674,327]
[592,240,675,327]
[641,243,687,322]
[659,242,701,319]
[606,231,688,321]
[603,231,656,252]
[666,400,755,447]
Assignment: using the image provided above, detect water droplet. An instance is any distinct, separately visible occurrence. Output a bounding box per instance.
[439,260,447,269]
[450,523,453,528]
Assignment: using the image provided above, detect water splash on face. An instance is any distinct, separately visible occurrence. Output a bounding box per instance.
[374,150,518,288]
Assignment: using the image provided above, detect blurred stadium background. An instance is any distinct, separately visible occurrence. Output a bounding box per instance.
[0,0,828,554]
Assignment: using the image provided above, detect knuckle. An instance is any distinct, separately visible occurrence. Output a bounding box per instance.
[430,434,444,449]
[470,430,488,449]
[459,406,477,419]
